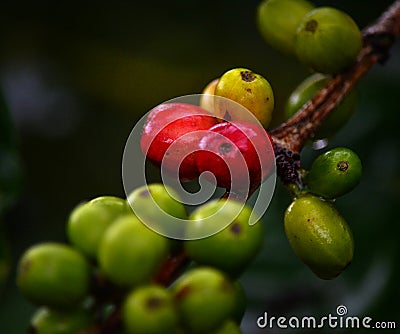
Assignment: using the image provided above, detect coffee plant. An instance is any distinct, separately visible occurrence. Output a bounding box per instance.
[8,0,400,333]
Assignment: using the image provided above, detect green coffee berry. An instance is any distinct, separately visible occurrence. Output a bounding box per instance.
[285,74,358,139]
[284,194,354,279]
[171,267,236,333]
[185,199,264,277]
[30,306,94,334]
[122,285,179,334]
[295,7,362,74]
[306,147,362,198]
[17,243,90,309]
[127,183,187,238]
[67,196,131,259]
[98,215,169,287]
[215,68,274,127]
[211,320,243,334]
[257,0,315,55]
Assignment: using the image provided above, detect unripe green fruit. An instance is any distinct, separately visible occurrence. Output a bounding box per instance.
[306,147,362,199]
[17,243,90,309]
[285,74,358,139]
[171,267,236,333]
[127,183,187,238]
[98,215,169,287]
[122,285,179,334]
[295,7,362,74]
[211,320,243,334]
[215,68,274,127]
[30,306,94,334]
[185,199,264,277]
[67,196,131,259]
[284,194,354,279]
[257,0,314,55]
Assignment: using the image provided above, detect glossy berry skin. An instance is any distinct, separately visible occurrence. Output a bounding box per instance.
[122,285,180,334]
[257,0,314,55]
[284,194,354,279]
[98,215,169,287]
[67,196,131,259]
[306,147,362,199]
[215,68,274,127]
[140,102,217,181]
[295,7,362,74]
[285,74,358,139]
[185,199,264,277]
[195,121,274,193]
[127,183,187,221]
[17,243,90,309]
[127,183,187,243]
[171,267,236,333]
[30,306,94,334]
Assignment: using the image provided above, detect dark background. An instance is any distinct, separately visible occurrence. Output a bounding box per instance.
[0,1,399,333]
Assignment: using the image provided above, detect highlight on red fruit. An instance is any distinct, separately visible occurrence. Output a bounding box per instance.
[195,121,275,193]
[140,102,217,181]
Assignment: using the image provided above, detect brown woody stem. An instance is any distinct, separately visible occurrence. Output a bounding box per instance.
[271,0,400,155]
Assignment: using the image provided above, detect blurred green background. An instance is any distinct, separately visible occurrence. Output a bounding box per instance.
[0,0,399,333]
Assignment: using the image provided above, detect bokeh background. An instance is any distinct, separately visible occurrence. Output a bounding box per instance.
[0,0,399,333]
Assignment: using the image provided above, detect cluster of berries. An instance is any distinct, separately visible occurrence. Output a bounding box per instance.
[17,182,266,334]
[140,101,275,195]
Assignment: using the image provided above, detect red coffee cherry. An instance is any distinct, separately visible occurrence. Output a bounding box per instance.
[140,103,217,181]
[195,121,274,193]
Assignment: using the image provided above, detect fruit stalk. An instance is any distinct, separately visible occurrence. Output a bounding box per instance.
[269,0,400,185]
[271,0,400,153]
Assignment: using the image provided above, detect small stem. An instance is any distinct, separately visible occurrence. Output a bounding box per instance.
[153,251,191,286]
[270,0,400,182]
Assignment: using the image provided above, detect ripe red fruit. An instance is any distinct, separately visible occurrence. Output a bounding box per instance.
[140,103,217,181]
[195,121,274,193]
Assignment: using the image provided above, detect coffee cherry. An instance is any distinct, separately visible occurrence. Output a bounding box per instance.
[30,306,94,334]
[200,78,219,113]
[211,320,243,334]
[98,215,169,287]
[185,199,264,277]
[67,196,131,259]
[127,184,187,220]
[284,194,354,279]
[306,147,362,199]
[195,121,274,193]
[214,68,274,127]
[122,285,179,334]
[295,7,362,74]
[171,267,236,333]
[17,243,90,309]
[285,74,358,139]
[140,102,217,181]
[257,0,314,55]
[127,183,187,242]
